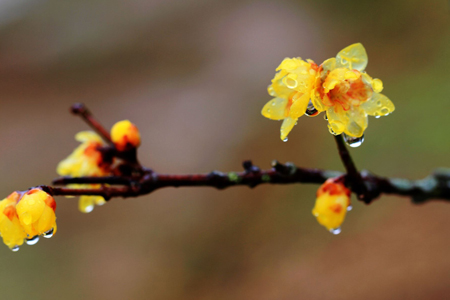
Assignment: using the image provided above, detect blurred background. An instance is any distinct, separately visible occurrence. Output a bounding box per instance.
[0,0,449,299]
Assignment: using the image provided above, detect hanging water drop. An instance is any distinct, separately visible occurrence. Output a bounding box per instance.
[343,133,364,148]
[11,246,19,252]
[305,101,319,117]
[43,228,54,238]
[330,227,341,235]
[375,115,381,119]
[347,205,353,211]
[26,236,40,245]
[283,137,288,142]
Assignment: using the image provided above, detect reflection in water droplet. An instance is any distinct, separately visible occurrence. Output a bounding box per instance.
[283,137,288,142]
[330,227,341,235]
[11,246,19,252]
[305,101,319,117]
[347,205,353,211]
[375,115,381,119]
[26,236,40,245]
[343,134,364,148]
[43,228,54,239]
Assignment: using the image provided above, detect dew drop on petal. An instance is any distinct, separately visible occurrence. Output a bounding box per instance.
[43,228,54,239]
[26,236,40,245]
[343,133,364,148]
[283,137,288,142]
[347,205,353,211]
[305,101,319,117]
[330,227,341,235]
[11,246,19,252]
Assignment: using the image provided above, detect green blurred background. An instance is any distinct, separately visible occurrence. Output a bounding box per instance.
[0,0,449,299]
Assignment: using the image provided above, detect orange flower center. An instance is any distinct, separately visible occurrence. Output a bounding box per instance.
[328,73,373,111]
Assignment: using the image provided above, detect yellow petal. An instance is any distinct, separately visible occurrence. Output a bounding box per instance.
[289,93,309,119]
[360,92,395,117]
[321,58,336,73]
[280,117,296,141]
[261,98,288,120]
[326,107,348,135]
[336,43,368,71]
[344,108,368,137]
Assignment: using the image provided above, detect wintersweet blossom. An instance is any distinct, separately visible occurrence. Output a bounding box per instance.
[262,43,394,140]
[312,179,351,233]
[57,131,111,213]
[261,58,319,141]
[0,189,57,250]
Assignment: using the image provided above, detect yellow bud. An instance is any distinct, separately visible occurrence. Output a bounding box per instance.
[110,120,141,151]
[312,179,351,233]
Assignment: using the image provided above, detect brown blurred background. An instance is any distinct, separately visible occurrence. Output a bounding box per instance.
[0,0,449,299]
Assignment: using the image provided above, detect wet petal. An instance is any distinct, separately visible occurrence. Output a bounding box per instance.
[321,58,336,73]
[344,108,368,137]
[280,117,296,141]
[261,98,288,120]
[360,92,395,117]
[326,107,348,135]
[289,93,309,119]
[336,43,368,71]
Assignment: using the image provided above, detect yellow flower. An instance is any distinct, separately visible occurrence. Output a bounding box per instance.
[312,43,395,137]
[16,189,57,238]
[57,131,110,177]
[0,189,57,251]
[261,57,319,140]
[111,120,141,152]
[262,43,394,140]
[57,131,111,213]
[312,179,351,233]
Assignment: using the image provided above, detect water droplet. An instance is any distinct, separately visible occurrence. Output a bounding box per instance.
[330,227,341,235]
[347,205,353,211]
[267,109,271,113]
[83,204,94,213]
[343,134,364,148]
[283,137,288,142]
[380,107,389,115]
[26,236,40,245]
[43,228,54,238]
[376,100,382,107]
[271,102,276,106]
[375,115,381,119]
[11,246,19,252]
[305,101,319,117]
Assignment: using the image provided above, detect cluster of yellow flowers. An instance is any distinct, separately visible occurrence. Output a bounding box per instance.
[57,120,141,213]
[262,43,394,143]
[0,189,57,251]
[262,43,395,233]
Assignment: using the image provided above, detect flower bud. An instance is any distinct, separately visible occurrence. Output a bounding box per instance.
[110,120,141,151]
[312,179,351,232]
[16,189,57,238]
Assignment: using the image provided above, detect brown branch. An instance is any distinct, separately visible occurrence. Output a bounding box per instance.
[45,161,450,204]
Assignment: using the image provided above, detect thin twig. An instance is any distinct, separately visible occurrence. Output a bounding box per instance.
[71,103,112,144]
[334,135,369,202]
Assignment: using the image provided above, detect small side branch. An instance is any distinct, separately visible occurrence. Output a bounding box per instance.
[71,103,112,144]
